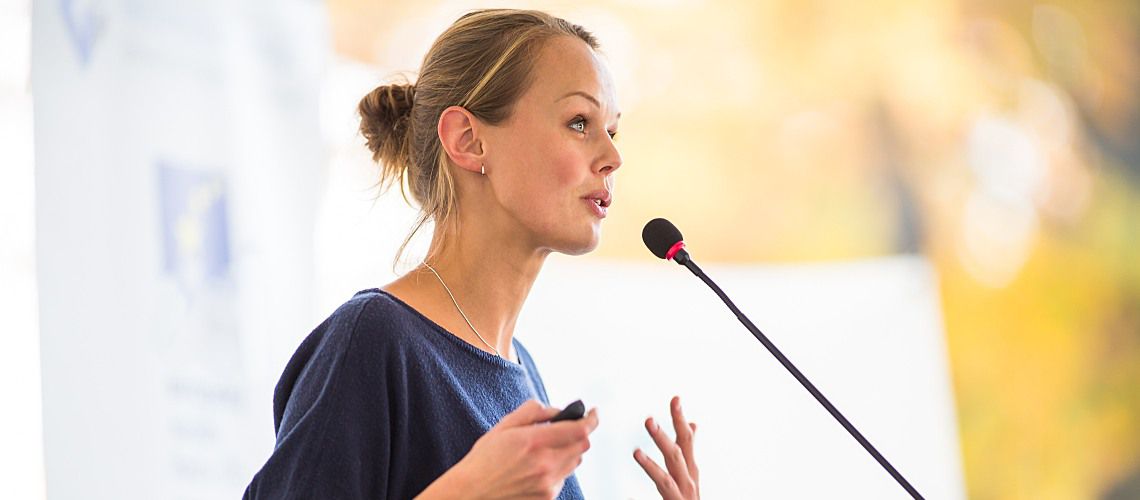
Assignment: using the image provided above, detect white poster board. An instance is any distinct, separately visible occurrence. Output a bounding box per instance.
[33,0,327,498]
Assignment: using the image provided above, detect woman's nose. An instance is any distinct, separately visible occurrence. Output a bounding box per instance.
[597,139,622,175]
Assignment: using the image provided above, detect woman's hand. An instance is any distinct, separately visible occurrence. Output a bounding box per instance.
[633,396,700,500]
[418,399,599,500]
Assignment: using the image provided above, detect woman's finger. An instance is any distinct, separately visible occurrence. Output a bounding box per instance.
[669,396,698,480]
[536,408,598,449]
[633,448,680,498]
[496,399,558,428]
[646,417,690,484]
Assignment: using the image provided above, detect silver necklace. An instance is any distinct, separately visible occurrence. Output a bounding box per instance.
[423,262,502,358]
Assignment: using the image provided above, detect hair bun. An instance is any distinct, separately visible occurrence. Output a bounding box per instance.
[358,83,416,166]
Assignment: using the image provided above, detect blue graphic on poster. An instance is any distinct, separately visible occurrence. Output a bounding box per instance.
[59,0,104,67]
[157,162,231,287]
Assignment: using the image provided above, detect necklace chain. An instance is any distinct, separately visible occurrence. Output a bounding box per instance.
[423,262,502,358]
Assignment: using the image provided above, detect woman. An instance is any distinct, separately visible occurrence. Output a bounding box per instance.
[244,9,699,499]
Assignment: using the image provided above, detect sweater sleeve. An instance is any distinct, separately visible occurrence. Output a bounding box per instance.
[244,297,392,499]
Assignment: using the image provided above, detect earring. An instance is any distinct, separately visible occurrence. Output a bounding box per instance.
[480,164,485,176]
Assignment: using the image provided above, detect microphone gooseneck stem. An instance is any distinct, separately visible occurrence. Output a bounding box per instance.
[678,254,924,500]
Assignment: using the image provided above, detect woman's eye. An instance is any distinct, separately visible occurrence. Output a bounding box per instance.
[570,117,587,133]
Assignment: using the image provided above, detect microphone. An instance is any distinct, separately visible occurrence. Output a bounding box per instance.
[641,218,924,500]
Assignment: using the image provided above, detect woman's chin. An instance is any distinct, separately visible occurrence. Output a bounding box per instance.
[554,230,601,256]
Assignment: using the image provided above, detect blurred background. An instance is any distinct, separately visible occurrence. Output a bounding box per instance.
[3,0,1138,498]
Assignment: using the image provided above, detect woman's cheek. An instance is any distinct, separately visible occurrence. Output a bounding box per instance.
[546,143,584,187]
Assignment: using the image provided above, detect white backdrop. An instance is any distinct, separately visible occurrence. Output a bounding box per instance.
[519,255,965,499]
[33,0,327,498]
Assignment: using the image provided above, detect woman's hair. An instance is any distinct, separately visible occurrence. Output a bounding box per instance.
[357,9,599,266]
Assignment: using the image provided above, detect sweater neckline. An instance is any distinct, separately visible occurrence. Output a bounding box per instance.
[366,288,526,371]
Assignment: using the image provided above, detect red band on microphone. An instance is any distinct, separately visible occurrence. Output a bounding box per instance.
[665,241,685,261]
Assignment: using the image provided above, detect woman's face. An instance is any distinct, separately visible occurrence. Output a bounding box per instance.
[482,35,623,256]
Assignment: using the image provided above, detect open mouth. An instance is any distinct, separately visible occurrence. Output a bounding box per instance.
[582,188,612,219]
[585,197,608,218]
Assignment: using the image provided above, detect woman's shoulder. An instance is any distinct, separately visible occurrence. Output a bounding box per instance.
[327,288,400,326]
[270,288,425,431]
[283,288,427,380]
[315,288,430,352]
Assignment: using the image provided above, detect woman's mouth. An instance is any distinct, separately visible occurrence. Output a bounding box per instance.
[585,197,608,218]
[582,190,612,219]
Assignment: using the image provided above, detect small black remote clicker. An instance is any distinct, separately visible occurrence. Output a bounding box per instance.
[549,399,585,422]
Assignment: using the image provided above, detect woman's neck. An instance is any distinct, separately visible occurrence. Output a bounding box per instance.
[384,220,550,360]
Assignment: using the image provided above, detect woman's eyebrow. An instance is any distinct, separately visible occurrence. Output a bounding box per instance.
[556,90,600,107]
[555,90,622,120]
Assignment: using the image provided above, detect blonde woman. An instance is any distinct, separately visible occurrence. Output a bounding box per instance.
[245,9,700,500]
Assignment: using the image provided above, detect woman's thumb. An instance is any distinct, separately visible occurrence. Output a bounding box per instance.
[496,399,558,428]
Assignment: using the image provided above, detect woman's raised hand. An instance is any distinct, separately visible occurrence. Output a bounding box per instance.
[419,399,598,499]
[633,396,700,500]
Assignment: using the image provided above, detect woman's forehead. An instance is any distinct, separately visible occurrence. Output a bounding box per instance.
[528,37,620,117]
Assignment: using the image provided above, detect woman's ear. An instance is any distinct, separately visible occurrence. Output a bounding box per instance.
[437,105,486,175]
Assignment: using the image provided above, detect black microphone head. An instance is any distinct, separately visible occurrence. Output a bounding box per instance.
[642,218,684,259]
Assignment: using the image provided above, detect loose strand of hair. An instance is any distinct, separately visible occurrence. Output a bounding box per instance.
[459,28,540,109]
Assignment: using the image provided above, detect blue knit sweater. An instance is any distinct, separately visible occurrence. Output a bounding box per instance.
[243,289,584,499]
